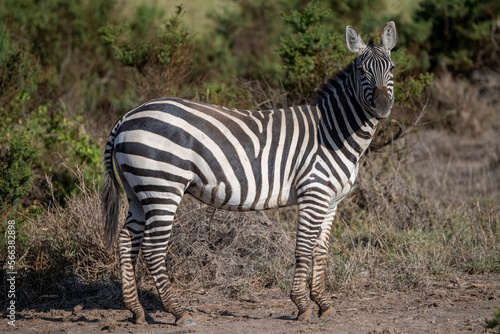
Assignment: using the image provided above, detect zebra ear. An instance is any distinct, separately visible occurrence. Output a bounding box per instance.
[346,25,366,55]
[381,21,397,52]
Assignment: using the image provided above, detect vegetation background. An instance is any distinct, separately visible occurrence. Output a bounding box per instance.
[0,0,499,329]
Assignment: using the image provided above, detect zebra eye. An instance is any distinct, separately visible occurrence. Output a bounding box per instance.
[389,65,395,73]
[358,64,367,74]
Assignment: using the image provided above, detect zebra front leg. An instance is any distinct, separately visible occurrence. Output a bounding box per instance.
[290,194,332,321]
[141,208,196,326]
[310,207,336,318]
[290,238,314,321]
[118,202,147,324]
[291,199,330,321]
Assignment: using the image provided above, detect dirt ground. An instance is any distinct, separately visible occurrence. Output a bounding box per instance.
[5,274,498,334]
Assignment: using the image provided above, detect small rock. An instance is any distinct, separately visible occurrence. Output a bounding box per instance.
[101,320,118,331]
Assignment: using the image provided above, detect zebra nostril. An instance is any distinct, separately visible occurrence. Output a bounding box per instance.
[373,87,390,107]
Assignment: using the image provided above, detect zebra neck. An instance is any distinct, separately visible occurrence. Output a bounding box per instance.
[315,67,378,158]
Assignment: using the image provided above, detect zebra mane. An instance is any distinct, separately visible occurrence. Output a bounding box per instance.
[312,62,354,105]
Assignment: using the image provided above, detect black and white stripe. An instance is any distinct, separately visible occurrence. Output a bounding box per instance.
[102,21,397,325]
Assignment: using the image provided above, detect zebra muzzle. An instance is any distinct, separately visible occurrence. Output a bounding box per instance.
[371,87,392,119]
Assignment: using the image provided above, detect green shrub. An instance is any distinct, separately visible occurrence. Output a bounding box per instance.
[0,0,128,204]
[0,132,37,209]
[403,0,500,72]
[26,104,102,201]
[279,1,350,101]
[486,307,500,332]
[99,5,193,99]
[205,0,297,83]
[0,23,42,120]
[391,48,434,111]
[0,0,119,109]
[0,0,116,67]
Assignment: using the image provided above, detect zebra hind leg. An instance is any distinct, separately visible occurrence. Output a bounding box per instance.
[140,193,196,326]
[118,199,147,324]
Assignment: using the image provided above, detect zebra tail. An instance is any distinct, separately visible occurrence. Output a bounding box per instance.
[102,131,121,250]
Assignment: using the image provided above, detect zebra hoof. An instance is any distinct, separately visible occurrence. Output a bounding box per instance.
[175,312,197,326]
[296,308,313,321]
[319,306,336,318]
[132,312,148,324]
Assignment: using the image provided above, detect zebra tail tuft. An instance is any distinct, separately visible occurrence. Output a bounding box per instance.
[102,133,121,250]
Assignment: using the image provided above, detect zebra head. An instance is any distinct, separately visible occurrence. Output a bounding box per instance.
[346,22,397,120]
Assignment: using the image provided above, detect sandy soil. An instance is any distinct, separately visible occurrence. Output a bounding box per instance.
[5,274,498,334]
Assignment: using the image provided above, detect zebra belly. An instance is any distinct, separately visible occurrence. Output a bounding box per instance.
[186,181,298,211]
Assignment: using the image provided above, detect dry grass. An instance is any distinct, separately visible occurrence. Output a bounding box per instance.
[31,167,118,280]
[164,198,294,295]
[430,70,498,136]
[2,166,122,310]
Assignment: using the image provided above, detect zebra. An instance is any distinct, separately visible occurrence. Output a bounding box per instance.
[102,22,397,326]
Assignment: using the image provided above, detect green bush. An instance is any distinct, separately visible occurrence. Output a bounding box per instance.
[486,307,500,332]
[402,0,500,72]
[0,132,37,209]
[391,48,434,110]
[0,0,129,205]
[206,0,296,82]
[0,22,42,122]
[0,0,119,106]
[279,1,350,101]
[26,104,102,201]
[99,5,193,99]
